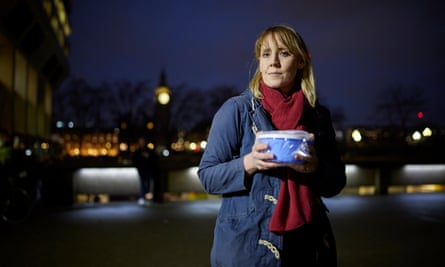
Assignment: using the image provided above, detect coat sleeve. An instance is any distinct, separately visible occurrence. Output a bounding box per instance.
[313,105,347,198]
[198,98,249,195]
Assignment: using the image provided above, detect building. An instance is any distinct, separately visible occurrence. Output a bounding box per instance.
[0,0,71,153]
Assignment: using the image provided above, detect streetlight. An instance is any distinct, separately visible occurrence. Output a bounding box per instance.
[351,129,362,143]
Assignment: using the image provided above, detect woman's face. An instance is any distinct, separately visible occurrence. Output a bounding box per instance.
[259,33,304,94]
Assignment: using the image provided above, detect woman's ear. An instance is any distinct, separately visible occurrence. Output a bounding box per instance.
[297,59,306,69]
[296,55,306,69]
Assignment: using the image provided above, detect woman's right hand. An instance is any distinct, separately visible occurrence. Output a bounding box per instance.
[243,141,281,176]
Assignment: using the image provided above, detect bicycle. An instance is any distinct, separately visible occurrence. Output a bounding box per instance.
[0,163,35,224]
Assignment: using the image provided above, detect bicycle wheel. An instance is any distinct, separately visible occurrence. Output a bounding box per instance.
[1,187,33,224]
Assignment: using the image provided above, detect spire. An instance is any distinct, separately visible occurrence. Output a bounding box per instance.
[159,68,167,87]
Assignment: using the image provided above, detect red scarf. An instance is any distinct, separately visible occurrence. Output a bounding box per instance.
[261,81,319,234]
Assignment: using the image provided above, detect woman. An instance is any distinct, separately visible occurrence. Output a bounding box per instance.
[198,25,346,267]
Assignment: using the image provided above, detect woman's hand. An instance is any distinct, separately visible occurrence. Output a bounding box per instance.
[285,139,318,174]
[244,141,281,176]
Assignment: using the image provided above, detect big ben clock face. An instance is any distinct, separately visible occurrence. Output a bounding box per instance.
[157,92,170,105]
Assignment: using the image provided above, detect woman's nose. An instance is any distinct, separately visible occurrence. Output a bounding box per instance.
[270,54,280,67]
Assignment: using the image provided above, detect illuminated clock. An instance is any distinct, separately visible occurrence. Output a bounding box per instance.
[155,86,171,105]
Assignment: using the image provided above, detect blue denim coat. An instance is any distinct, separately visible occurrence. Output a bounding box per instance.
[198,90,346,267]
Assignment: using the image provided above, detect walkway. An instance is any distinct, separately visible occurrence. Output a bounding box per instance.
[1,193,444,267]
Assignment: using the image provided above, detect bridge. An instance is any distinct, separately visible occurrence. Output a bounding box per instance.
[40,139,441,206]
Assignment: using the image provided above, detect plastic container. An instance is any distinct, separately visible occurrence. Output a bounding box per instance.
[256,130,312,164]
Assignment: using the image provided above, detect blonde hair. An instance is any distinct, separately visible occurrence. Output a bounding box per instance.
[248,25,317,107]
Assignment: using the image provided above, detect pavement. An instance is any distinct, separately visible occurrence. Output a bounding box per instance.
[1,193,444,267]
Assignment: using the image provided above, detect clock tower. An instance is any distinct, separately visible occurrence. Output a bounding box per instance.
[153,69,171,154]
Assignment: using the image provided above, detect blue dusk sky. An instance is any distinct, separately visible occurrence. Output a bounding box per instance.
[65,0,445,127]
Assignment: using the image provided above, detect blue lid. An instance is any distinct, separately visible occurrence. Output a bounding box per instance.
[256,130,310,140]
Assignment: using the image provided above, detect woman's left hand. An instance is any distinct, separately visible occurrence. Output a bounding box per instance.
[285,139,318,174]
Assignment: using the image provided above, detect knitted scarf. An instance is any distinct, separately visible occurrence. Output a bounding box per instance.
[261,81,319,234]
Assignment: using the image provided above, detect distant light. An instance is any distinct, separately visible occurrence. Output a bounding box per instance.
[422,127,432,137]
[99,148,107,156]
[67,121,74,128]
[120,142,128,151]
[412,131,422,141]
[56,121,64,128]
[189,142,197,151]
[41,142,49,150]
[345,164,359,176]
[351,129,362,142]
[25,149,32,156]
[402,164,445,173]
[200,140,207,150]
[187,166,199,177]
[146,122,154,130]
[417,111,424,119]
[147,143,155,150]
[406,184,445,193]
[162,149,170,157]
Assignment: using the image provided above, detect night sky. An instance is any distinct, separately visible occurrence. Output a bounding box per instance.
[65,0,445,127]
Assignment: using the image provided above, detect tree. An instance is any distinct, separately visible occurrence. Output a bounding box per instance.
[52,77,97,128]
[108,80,154,129]
[52,77,154,130]
[169,84,241,135]
[53,77,241,143]
[373,83,426,130]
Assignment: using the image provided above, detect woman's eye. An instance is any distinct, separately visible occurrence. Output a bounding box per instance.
[280,51,291,57]
[261,52,270,58]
